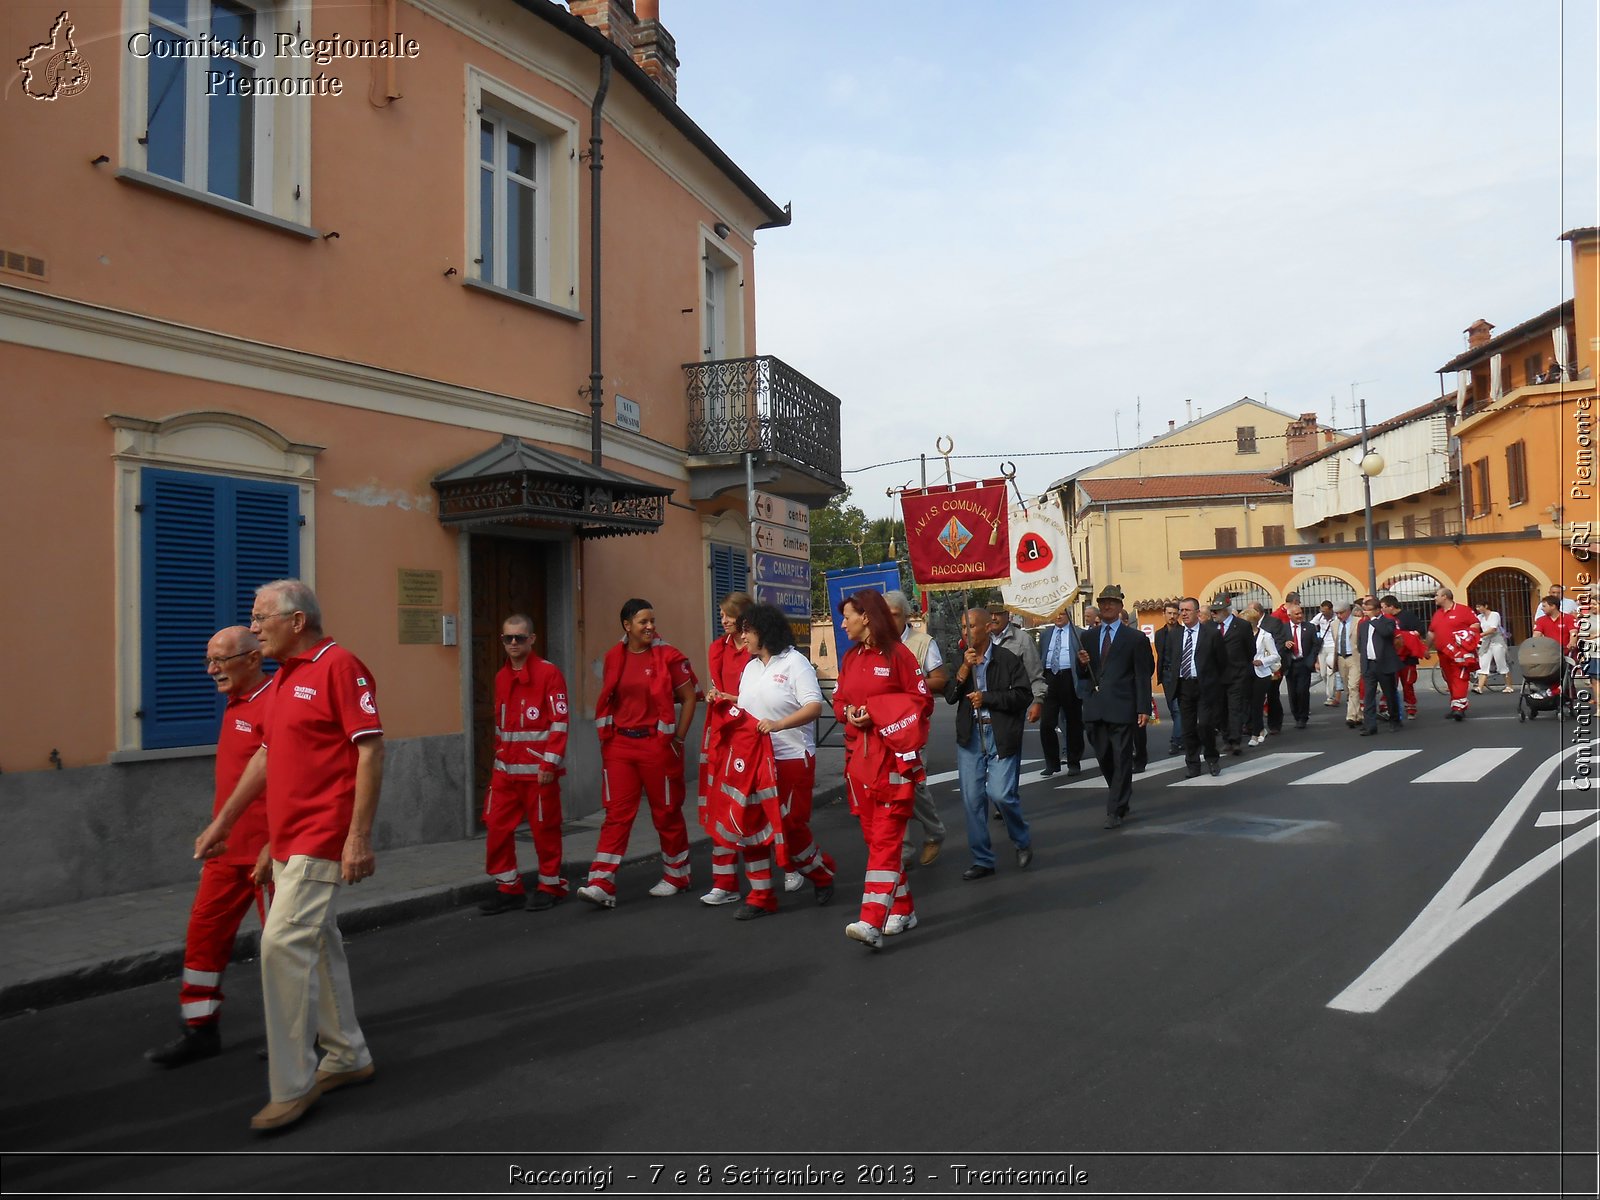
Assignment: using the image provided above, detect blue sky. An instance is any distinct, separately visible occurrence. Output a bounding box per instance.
[668,1,1598,519]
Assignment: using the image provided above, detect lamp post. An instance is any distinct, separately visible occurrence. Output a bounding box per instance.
[1358,396,1386,597]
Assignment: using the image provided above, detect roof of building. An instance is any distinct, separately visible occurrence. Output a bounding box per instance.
[1560,227,1600,242]
[518,0,790,229]
[1436,300,1573,374]
[1047,397,1301,491]
[1268,395,1454,481]
[1076,472,1289,504]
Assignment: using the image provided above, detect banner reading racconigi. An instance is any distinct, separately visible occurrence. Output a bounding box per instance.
[899,479,1012,591]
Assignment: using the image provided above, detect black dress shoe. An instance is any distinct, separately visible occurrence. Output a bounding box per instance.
[1066,765,1082,777]
[146,1023,221,1068]
[961,865,996,881]
[478,892,522,915]
[1231,743,1245,756]
[1016,847,1034,869]
[1102,813,1123,830]
[1295,721,1308,729]
[1040,766,1058,778]
[1185,763,1202,778]
[1359,728,1377,736]
[1207,760,1221,776]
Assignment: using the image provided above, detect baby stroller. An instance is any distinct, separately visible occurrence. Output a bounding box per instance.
[1516,635,1568,721]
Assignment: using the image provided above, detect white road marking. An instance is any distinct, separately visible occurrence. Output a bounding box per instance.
[1169,752,1320,788]
[1556,778,1598,792]
[1535,809,1600,826]
[1411,748,1520,783]
[1057,758,1191,789]
[1290,749,1423,786]
[1328,740,1598,1014]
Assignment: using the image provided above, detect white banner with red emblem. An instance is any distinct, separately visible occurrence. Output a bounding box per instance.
[1000,492,1079,618]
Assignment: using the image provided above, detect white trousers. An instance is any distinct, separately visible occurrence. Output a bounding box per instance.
[262,855,372,1102]
[1478,639,1510,676]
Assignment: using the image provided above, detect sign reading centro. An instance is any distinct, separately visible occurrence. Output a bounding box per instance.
[899,479,1012,591]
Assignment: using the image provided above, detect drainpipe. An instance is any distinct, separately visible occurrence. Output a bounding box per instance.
[588,56,612,466]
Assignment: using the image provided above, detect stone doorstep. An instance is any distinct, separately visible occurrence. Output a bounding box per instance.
[0,781,846,1017]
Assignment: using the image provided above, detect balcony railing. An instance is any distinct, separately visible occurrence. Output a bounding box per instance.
[684,355,842,485]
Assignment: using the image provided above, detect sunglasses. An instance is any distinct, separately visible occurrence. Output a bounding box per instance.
[501,634,529,644]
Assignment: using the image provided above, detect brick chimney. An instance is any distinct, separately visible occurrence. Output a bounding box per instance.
[569,0,679,101]
[632,0,678,100]
[568,0,635,52]
[1465,318,1495,349]
[1284,412,1321,462]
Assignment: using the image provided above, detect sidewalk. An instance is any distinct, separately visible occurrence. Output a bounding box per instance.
[0,759,846,1017]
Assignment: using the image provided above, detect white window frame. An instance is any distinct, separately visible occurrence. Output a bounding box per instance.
[122,0,311,224]
[700,229,743,361]
[465,69,581,312]
[478,108,551,299]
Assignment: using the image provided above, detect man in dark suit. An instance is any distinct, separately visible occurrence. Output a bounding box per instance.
[1158,597,1227,777]
[946,608,1034,879]
[1037,607,1085,778]
[1152,603,1186,755]
[1279,599,1322,729]
[1359,595,1402,735]
[1213,599,1254,755]
[1077,585,1155,829]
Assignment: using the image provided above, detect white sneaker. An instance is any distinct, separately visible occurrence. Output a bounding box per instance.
[576,884,615,909]
[648,880,682,898]
[845,921,883,949]
[700,887,741,906]
[884,912,919,936]
[783,872,803,893]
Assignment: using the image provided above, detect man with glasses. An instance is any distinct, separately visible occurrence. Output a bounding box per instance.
[479,615,570,915]
[1159,598,1226,777]
[196,579,383,1132]
[145,626,274,1069]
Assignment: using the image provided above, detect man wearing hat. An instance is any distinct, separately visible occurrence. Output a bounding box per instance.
[1076,585,1155,829]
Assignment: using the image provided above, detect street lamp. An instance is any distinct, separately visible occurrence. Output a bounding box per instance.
[1358,397,1385,596]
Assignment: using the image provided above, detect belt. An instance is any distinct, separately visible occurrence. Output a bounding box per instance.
[974,714,993,724]
[615,727,654,739]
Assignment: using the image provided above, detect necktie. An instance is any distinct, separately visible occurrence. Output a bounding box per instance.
[1101,625,1112,661]
[1293,624,1301,656]
[1181,628,1195,677]
[1340,621,1350,657]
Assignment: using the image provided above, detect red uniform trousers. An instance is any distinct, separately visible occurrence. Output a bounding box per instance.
[852,779,914,929]
[485,775,567,898]
[179,857,267,1028]
[587,735,690,896]
[709,756,834,907]
[1398,664,1419,716]
[1439,657,1473,711]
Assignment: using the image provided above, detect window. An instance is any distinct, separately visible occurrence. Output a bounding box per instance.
[1506,440,1528,506]
[1430,507,1447,536]
[478,109,549,299]
[466,72,579,310]
[1236,426,1257,454]
[1373,521,1390,541]
[1262,525,1285,547]
[1468,457,1491,517]
[1403,514,1417,539]
[1334,532,1346,544]
[136,1,283,209]
[708,542,748,638]
[701,235,743,360]
[1524,353,1544,387]
[1214,527,1238,550]
[140,467,299,748]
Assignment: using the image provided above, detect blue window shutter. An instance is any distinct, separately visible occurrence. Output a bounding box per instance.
[140,468,298,749]
[709,543,750,638]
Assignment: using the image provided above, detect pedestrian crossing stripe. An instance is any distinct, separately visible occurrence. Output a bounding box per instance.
[1535,808,1599,825]
[927,747,1540,791]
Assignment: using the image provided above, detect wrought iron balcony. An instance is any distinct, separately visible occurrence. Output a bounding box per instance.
[683,355,843,501]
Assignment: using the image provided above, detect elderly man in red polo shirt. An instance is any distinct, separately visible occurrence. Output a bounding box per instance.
[146,625,274,1068]
[197,579,383,1133]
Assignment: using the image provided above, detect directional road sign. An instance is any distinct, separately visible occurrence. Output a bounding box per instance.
[751,490,809,531]
[754,552,811,588]
[753,520,810,561]
[755,582,811,619]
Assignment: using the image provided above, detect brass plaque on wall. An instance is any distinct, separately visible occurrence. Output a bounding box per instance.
[397,568,444,607]
[398,608,441,645]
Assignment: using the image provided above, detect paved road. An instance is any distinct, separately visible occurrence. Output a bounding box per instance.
[3,692,1595,1195]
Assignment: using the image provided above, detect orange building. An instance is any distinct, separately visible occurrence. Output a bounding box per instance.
[0,0,842,908]
[1182,228,1599,642]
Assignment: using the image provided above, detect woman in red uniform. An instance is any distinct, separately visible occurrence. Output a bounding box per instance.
[700,591,755,905]
[832,589,933,950]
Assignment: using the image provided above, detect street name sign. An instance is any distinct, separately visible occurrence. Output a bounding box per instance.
[751,490,809,531]
[753,520,809,561]
[755,582,811,618]
[754,552,811,588]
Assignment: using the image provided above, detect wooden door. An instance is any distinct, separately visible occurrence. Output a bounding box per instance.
[469,536,549,812]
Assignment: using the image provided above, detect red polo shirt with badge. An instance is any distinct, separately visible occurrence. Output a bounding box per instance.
[262,638,383,862]
[213,677,275,866]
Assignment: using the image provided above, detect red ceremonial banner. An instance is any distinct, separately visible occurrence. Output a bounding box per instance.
[899,480,1012,591]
